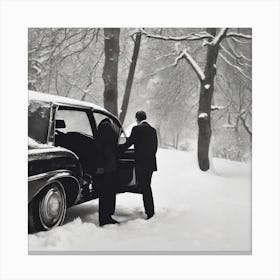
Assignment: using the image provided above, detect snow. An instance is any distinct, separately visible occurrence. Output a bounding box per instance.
[211,105,225,110]
[222,123,236,128]
[29,149,251,253]
[29,90,107,113]
[28,137,51,149]
[198,112,208,119]
[204,84,211,89]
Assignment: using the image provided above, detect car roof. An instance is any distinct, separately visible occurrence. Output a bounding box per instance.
[29,90,108,113]
[28,90,122,127]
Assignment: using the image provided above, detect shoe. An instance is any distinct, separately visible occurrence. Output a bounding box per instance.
[108,217,119,224]
[100,217,119,226]
[146,213,154,220]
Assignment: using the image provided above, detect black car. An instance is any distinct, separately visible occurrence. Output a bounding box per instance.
[28,91,138,233]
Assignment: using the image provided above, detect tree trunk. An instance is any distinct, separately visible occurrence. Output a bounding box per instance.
[119,32,142,124]
[175,131,181,149]
[155,124,162,147]
[197,28,220,171]
[102,28,120,116]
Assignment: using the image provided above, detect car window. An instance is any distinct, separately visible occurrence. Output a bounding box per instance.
[94,112,110,128]
[56,109,93,137]
[28,100,51,144]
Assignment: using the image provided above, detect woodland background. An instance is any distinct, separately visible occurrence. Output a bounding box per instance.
[28,28,252,169]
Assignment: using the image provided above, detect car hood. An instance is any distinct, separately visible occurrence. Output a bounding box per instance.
[28,137,53,150]
[28,137,78,160]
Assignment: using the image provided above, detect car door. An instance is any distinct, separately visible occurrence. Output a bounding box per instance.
[93,110,139,193]
[54,106,97,176]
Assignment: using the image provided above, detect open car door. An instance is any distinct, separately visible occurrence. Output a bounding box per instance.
[117,131,141,193]
[93,111,140,194]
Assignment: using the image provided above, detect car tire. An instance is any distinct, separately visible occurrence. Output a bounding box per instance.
[28,181,67,233]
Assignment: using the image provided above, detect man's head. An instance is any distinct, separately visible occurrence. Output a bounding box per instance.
[135,110,147,124]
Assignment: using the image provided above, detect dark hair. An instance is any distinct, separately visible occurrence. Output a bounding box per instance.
[98,118,111,129]
[135,111,147,122]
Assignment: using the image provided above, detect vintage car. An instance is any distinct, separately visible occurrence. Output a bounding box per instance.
[28,91,138,233]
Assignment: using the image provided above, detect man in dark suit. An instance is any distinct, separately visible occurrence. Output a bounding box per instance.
[96,118,119,226]
[120,111,158,219]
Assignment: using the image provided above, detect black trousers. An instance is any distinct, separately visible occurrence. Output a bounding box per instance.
[99,171,117,224]
[136,168,155,216]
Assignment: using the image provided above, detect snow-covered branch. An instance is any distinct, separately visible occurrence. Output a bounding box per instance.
[227,39,252,62]
[141,28,214,42]
[231,37,251,44]
[209,28,228,45]
[153,51,178,61]
[218,53,252,81]
[226,32,252,40]
[220,43,236,61]
[211,105,226,111]
[143,48,205,81]
[181,49,205,81]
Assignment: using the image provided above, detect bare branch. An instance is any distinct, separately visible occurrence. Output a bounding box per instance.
[227,39,252,62]
[86,50,104,89]
[142,48,205,81]
[59,30,88,54]
[153,51,178,61]
[142,51,185,79]
[59,73,98,103]
[218,53,252,80]
[220,43,251,68]
[239,115,252,137]
[60,30,96,63]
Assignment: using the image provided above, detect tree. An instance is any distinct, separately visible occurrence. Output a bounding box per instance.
[141,28,252,171]
[102,28,120,116]
[119,31,142,124]
[28,28,102,102]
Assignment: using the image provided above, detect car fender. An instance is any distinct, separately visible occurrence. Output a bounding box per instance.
[28,170,81,206]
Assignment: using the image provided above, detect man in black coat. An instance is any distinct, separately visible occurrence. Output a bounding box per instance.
[120,111,158,219]
[96,118,119,226]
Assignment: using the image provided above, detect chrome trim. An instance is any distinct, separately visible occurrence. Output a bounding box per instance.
[28,170,72,181]
[119,159,134,162]
[46,103,58,146]
[28,147,79,161]
[46,103,54,145]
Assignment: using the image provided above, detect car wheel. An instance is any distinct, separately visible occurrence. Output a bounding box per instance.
[28,181,66,233]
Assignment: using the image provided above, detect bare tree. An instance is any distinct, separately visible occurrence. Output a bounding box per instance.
[28,28,102,101]
[141,28,252,171]
[119,31,142,124]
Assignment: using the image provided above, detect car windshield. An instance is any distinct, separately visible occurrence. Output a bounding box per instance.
[28,100,51,144]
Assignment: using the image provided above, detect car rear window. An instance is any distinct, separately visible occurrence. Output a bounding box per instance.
[28,100,51,144]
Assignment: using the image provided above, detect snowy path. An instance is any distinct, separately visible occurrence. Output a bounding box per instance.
[29,149,251,253]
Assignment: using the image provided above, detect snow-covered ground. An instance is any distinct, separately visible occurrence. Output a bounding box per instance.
[29,149,251,253]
